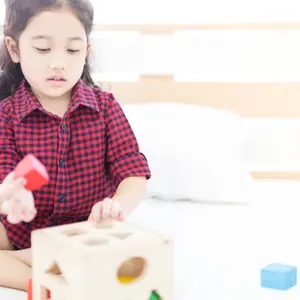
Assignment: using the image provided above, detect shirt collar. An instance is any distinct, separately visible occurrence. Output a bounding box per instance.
[15,79,100,122]
[14,80,41,122]
[69,79,100,113]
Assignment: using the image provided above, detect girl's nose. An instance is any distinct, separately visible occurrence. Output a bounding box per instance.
[49,54,67,70]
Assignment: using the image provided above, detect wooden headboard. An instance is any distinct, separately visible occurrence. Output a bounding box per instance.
[93,23,300,120]
[92,23,300,180]
[2,22,300,179]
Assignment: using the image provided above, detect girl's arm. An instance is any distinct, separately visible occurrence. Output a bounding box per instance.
[0,250,31,291]
[112,176,147,216]
[104,93,151,212]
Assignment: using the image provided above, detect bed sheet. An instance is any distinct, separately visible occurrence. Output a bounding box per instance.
[2,179,300,300]
[128,183,300,300]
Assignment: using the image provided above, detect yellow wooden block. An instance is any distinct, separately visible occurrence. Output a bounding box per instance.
[118,276,136,284]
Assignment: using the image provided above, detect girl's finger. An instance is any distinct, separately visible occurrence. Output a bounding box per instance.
[2,172,15,184]
[101,198,112,219]
[0,179,26,200]
[5,176,26,190]
[20,207,36,223]
[118,210,125,221]
[11,177,27,189]
[10,201,22,224]
[7,209,21,224]
[89,203,102,223]
[1,199,13,215]
[111,201,122,219]
[110,206,119,218]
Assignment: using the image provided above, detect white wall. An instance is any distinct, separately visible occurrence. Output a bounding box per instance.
[2,0,300,24]
[1,0,300,172]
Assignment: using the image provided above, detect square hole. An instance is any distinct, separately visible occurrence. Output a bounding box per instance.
[93,220,114,229]
[62,228,86,236]
[84,237,109,246]
[110,232,132,239]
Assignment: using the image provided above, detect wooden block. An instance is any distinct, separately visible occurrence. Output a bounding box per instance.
[27,278,51,300]
[14,154,49,191]
[27,278,32,300]
[31,220,173,300]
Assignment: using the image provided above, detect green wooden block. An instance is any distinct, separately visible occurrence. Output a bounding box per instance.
[149,290,160,300]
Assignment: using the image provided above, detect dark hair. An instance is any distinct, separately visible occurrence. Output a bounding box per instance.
[0,0,96,100]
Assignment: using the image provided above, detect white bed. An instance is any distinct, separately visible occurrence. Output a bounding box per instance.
[2,87,300,300]
[131,180,300,300]
[2,178,300,300]
[3,95,300,300]
[3,22,300,300]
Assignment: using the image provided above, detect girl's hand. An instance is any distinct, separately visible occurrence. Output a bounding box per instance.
[88,198,124,223]
[0,172,37,224]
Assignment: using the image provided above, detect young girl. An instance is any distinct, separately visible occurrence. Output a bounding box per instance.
[0,0,151,291]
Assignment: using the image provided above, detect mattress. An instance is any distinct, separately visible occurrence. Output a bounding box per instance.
[2,179,300,300]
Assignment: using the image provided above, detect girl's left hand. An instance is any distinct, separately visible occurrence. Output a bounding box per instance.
[88,198,124,223]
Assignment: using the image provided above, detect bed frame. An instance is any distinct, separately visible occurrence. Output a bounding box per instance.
[92,23,300,180]
[1,22,300,179]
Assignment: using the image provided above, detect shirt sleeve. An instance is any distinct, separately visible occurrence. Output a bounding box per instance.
[0,103,19,183]
[105,93,151,188]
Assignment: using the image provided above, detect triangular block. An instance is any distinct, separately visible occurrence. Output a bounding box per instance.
[46,262,66,283]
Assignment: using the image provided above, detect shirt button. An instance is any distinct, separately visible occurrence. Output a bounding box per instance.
[59,159,64,167]
[61,124,67,131]
[59,194,65,203]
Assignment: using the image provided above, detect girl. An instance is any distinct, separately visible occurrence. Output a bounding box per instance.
[0,0,151,291]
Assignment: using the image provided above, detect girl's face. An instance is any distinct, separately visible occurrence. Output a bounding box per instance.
[5,7,91,100]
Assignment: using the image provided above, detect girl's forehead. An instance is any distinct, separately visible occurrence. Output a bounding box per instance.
[22,8,86,39]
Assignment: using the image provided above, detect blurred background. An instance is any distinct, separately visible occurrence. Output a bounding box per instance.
[2,0,300,174]
[2,2,300,300]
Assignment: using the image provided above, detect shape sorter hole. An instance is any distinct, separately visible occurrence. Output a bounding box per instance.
[94,219,114,229]
[47,262,62,275]
[84,237,109,246]
[62,228,86,236]
[45,262,66,283]
[110,232,132,239]
[117,257,147,284]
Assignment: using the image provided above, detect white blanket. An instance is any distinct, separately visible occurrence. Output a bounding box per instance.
[0,288,26,299]
[2,179,300,300]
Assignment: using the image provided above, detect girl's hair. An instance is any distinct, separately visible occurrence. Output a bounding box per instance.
[0,0,96,100]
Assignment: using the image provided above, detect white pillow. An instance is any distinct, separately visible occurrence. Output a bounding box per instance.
[122,102,255,204]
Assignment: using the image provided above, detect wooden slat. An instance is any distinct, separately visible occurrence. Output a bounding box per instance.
[98,75,300,118]
[251,171,300,180]
[92,23,300,34]
[2,22,300,36]
[2,21,299,180]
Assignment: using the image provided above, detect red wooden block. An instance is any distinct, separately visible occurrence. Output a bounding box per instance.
[27,278,32,300]
[27,278,51,300]
[14,154,49,191]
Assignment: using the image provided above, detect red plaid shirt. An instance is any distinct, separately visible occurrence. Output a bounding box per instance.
[0,79,151,249]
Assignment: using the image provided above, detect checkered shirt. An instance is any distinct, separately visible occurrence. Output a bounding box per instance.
[0,79,151,249]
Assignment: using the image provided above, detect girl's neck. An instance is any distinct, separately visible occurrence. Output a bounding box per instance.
[32,88,72,118]
[39,97,70,118]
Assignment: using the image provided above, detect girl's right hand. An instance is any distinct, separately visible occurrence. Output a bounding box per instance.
[0,172,37,224]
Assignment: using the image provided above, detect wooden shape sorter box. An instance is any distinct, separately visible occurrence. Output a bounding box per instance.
[30,220,174,300]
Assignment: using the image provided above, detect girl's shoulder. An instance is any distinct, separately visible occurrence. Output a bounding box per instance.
[0,96,14,120]
[92,85,116,103]
[77,80,122,117]
[89,84,120,111]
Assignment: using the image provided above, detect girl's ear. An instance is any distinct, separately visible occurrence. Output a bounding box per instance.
[4,36,20,63]
[86,43,91,57]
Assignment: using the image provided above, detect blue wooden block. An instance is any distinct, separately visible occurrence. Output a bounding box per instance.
[261,263,297,290]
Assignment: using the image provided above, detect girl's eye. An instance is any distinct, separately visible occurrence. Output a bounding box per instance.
[34,48,79,53]
[68,49,80,53]
[35,47,50,52]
